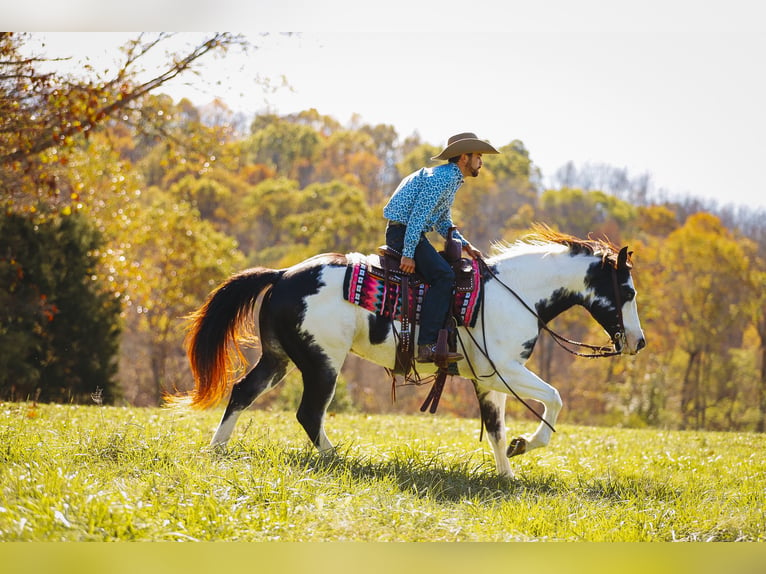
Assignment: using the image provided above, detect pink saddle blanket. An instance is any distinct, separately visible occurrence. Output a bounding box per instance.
[342,253,483,327]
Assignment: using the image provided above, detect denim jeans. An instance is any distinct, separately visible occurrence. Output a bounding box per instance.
[385,223,455,345]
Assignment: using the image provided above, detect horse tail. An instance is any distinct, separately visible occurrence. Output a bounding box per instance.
[172,267,284,410]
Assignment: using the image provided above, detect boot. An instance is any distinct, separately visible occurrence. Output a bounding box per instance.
[416,343,463,364]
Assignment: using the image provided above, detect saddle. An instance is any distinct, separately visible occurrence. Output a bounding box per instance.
[368,247,479,294]
[373,228,480,413]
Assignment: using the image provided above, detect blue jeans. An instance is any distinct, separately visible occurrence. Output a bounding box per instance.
[385,223,455,345]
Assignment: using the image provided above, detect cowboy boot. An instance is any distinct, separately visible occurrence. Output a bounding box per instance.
[416,344,463,363]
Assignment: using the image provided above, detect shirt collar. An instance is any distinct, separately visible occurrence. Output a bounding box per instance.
[446,161,464,184]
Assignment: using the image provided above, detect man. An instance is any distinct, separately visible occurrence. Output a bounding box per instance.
[383,132,500,363]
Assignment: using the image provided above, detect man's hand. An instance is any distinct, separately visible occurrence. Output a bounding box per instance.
[399,256,416,274]
[463,243,483,260]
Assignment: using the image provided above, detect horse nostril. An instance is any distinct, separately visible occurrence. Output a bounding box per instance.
[637,337,646,351]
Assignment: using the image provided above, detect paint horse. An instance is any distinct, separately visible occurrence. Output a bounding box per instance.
[178,228,645,478]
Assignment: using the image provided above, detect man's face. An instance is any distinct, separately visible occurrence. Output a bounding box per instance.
[461,153,483,177]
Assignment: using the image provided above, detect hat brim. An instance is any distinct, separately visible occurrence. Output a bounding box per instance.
[431,138,500,161]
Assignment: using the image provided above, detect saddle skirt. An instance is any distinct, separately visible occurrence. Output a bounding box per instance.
[342,251,483,328]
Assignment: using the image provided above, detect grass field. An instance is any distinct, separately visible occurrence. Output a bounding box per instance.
[1,401,764,543]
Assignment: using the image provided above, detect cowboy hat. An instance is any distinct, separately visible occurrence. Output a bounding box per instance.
[431,132,500,161]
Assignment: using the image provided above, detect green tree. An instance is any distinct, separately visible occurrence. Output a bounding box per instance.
[483,139,540,203]
[0,211,121,403]
[395,143,439,178]
[246,118,321,185]
[452,140,540,249]
[281,180,380,265]
[238,177,304,265]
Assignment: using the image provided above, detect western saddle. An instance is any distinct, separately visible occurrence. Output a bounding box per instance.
[371,227,480,413]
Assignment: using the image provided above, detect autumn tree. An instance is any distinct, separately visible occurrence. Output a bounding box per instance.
[454,140,540,248]
[124,189,244,404]
[754,265,766,432]
[552,161,653,205]
[657,213,755,429]
[246,117,322,186]
[538,187,637,244]
[2,33,245,207]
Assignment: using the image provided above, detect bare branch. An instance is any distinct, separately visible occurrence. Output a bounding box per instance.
[0,33,245,166]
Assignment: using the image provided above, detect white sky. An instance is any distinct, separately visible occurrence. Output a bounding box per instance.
[14,0,766,209]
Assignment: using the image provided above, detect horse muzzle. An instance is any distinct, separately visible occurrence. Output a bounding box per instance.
[614,331,646,355]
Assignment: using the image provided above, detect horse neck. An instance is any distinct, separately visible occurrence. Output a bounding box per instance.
[493,247,594,320]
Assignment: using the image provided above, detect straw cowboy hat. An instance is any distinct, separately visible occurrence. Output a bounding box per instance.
[431,132,500,161]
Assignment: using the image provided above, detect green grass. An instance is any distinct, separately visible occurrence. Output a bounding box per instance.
[1,401,764,541]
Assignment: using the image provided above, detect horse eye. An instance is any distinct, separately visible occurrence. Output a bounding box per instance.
[621,286,635,301]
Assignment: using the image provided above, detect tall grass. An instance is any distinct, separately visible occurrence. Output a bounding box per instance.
[0,401,764,541]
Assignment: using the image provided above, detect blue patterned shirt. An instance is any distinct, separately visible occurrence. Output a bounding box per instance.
[383,162,468,258]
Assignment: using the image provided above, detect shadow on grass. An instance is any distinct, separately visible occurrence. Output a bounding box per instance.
[217,438,684,506]
[281,445,568,504]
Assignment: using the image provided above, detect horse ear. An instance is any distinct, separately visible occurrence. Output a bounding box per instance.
[617,246,630,270]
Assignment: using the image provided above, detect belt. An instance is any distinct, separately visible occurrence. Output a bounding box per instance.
[388,221,406,227]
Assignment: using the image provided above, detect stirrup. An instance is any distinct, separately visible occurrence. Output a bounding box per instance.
[416,344,463,364]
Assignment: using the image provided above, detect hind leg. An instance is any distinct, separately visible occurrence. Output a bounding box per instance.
[211,351,290,446]
[287,324,351,453]
[294,351,341,453]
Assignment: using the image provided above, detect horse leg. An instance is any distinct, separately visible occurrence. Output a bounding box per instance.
[295,353,340,453]
[473,385,513,477]
[210,350,290,447]
[482,362,563,457]
[279,312,348,453]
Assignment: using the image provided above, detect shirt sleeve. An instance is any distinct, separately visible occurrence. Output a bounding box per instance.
[400,178,444,258]
[434,206,467,243]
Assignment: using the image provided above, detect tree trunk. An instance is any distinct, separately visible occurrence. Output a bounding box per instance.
[150,339,169,407]
[681,349,700,430]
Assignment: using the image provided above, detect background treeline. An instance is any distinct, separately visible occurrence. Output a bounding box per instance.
[2,33,765,432]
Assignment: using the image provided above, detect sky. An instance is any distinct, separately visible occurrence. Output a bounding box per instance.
[15,1,766,210]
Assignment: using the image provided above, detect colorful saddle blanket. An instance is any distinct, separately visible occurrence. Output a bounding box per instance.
[342,252,483,327]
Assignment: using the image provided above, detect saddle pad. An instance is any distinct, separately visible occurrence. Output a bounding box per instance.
[342,252,483,327]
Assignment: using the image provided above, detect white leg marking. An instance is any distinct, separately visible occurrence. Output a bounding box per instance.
[481,390,514,477]
[316,428,334,453]
[210,411,241,447]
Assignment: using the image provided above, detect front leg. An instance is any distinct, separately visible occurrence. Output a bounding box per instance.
[479,361,563,457]
[473,385,512,477]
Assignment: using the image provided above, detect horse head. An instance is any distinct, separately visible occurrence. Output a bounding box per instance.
[586,245,646,355]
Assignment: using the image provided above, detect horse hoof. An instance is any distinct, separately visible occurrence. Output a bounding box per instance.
[507,437,527,458]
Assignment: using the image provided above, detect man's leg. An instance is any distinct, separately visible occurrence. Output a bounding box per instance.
[414,235,454,345]
[413,236,463,363]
